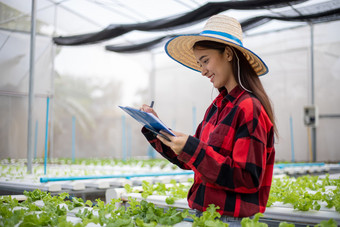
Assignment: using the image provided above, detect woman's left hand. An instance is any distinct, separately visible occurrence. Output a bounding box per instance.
[157,130,189,155]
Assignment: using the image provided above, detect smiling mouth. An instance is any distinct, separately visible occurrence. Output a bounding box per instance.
[208,74,215,82]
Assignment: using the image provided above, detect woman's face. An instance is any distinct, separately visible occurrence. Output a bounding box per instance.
[193,46,235,89]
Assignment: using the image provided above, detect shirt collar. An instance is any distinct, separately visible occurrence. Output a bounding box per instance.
[218,85,245,103]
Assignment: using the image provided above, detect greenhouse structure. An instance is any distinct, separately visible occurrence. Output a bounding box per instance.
[1,0,340,226]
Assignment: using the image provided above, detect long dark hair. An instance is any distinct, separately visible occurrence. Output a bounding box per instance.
[193,40,277,136]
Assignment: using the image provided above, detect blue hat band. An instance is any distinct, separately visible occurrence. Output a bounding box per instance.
[200,30,243,46]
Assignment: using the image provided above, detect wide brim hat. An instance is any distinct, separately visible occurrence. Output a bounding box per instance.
[165,14,268,76]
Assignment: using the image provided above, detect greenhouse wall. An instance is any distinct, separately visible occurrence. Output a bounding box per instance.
[0,30,54,159]
[249,20,340,162]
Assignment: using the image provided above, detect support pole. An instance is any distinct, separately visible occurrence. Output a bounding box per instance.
[310,22,316,162]
[150,52,155,104]
[49,4,58,159]
[27,0,36,174]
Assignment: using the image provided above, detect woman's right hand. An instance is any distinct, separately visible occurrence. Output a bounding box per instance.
[140,104,159,118]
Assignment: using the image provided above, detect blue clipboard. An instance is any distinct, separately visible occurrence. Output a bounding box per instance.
[119,106,175,141]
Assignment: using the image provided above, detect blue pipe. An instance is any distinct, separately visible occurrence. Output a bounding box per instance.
[40,171,194,183]
[274,162,325,169]
[127,124,132,159]
[44,97,50,175]
[147,146,154,159]
[192,106,197,134]
[72,116,76,163]
[34,120,38,160]
[122,115,127,161]
[289,115,295,162]
[172,119,176,130]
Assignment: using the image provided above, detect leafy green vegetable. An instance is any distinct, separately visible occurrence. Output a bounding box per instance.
[141,181,155,199]
[314,219,338,227]
[124,184,133,193]
[267,175,340,212]
[190,204,228,227]
[165,196,175,205]
[241,213,267,227]
[278,222,295,227]
[124,180,190,205]
[1,169,340,227]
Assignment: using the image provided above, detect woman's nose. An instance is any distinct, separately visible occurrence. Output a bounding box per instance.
[201,67,208,77]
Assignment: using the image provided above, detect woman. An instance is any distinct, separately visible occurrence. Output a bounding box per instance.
[140,14,276,224]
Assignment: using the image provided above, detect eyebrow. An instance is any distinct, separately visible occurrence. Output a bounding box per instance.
[197,55,207,64]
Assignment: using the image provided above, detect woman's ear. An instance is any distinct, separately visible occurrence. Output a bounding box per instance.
[224,46,233,61]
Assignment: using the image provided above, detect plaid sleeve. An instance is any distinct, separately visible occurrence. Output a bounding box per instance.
[141,127,191,170]
[177,97,274,193]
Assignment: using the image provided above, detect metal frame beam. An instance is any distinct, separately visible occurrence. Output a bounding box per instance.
[27,0,36,174]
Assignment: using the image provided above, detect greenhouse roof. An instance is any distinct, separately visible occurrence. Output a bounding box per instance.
[1,0,340,53]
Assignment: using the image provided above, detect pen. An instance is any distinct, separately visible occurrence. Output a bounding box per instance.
[150,101,154,108]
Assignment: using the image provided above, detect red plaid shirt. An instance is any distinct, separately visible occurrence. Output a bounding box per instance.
[142,85,275,217]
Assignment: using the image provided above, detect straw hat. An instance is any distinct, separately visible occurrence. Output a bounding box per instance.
[165,14,268,76]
